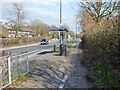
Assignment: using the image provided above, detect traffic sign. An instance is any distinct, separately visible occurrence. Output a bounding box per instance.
[50,28,68,32]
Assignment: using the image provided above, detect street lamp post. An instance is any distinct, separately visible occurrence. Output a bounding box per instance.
[59,0,63,44]
[76,16,79,40]
[76,17,77,39]
[59,0,62,56]
[60,0,62,24]
[50,0,68,56]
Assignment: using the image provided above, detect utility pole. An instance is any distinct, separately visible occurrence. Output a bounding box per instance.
[60,0,62,24]
[59,0,64,56]
[76,17,77,39]
[50,0,68,56]
[59,0,63,44]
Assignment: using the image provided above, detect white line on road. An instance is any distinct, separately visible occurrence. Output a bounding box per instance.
[59,75,68,88]
[0,43,41,51]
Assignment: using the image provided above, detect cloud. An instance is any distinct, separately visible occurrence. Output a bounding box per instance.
[1,0,78,33]
[0,0,76,2]
[26,7,59,26]
[23,1,57,8]
[26,7,76,31]
[0,0,119,3]
[27,7,58,19]
[0,19,8,23]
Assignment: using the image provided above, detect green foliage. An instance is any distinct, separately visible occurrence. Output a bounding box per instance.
[68,42,75,48]
[93,62,119,88]
[0,33,4,37]
[52,34,55,39]
[56,47,59,51]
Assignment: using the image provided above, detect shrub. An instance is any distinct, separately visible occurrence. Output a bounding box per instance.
[82,18,119,87]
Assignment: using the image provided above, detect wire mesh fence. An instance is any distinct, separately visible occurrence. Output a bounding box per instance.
[0,52,29,89]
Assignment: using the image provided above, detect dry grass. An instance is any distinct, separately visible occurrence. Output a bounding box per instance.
[1,36,52,47]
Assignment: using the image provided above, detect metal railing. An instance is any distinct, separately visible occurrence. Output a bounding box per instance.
[0,52,29,89]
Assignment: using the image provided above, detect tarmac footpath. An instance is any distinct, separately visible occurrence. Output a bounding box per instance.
[17,43,92,88]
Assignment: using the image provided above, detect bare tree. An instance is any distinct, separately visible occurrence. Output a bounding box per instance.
[62,24,70,29]
[8,3,26,37]
[78,8,94,31]
[30,19,50,36]
[79,0,119,22]
[50,25,58,28]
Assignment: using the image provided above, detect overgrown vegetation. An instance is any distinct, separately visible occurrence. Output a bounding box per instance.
[78,1,119,88]
[80,18,119,88]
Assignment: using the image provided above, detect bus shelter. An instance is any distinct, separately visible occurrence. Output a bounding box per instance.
[49,28,68,56]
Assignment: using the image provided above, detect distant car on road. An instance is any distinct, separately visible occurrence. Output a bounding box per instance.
[41,39,48,45]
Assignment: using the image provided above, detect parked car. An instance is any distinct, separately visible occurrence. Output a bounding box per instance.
[0,37,6,38]
[41,39,48,45]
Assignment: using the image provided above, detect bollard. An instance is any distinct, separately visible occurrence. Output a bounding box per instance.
[64,44,67,56]
[59,44,62,56]
[54,45,56,52]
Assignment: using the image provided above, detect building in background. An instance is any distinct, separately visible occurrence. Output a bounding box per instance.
[0,22,33,38]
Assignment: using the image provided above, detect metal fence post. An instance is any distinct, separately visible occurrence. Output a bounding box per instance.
[8,56,12,84]
[26,52,29,73]
[0,65,2,88]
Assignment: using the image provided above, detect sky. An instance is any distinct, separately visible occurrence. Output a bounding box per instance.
[0,0,82,33]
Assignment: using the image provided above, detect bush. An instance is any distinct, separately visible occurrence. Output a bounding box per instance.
[82,18,119,87]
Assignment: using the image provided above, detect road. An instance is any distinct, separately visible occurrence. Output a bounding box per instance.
[4,41,60,54]
[0,39,80,89]
[3,39,77,61]
[4,39,77,54]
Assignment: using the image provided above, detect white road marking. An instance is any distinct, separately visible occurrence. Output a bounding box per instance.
[59,75,68,88]
[0,43,40,50]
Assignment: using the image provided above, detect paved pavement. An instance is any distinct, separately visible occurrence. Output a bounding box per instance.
[17,43,92,88]
[64,47,92,88]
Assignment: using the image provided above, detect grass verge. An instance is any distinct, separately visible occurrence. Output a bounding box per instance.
[2,42,39,48]
[56,48,59,51]
[55,42,76,51]
[6,74,31,88]
[92,62,119,88]
[68,42,76,48]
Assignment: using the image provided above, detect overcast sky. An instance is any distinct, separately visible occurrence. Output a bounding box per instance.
[0,0,82,33]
